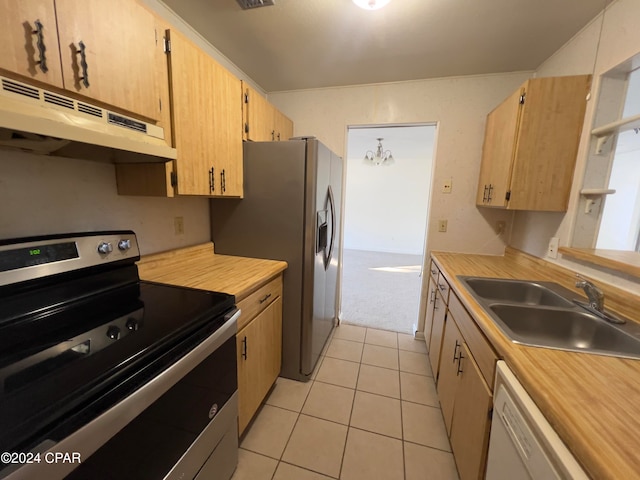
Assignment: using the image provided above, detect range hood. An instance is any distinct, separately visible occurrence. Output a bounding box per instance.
[0,76,177,163]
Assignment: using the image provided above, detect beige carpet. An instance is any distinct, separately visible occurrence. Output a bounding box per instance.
[340,249,423,334]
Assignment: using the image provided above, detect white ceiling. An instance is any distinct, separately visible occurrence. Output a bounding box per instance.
[160,0,611,92]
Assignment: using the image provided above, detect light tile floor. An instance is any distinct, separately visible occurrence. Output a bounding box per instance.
[232,324,460,480]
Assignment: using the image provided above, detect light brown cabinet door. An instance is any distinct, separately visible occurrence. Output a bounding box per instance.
[0,0,63,89]
[508,75,591,211]
[237,297,282,435]
[211,64,243,197]
[243,82,275,142]
[476,86,523,207]
[436,318,463,434]
[55,0,161,120]
[450,343,493,480]
[428,289,447,378]
[423,275,438,346]
[167,29,217,196]
[273,108,293,141]
[476,75,590,211]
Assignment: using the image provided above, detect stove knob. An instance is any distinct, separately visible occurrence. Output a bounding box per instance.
[126,318,139,331]
[97,242,113,254]
[118,239,131,251]
[107,326,121,340]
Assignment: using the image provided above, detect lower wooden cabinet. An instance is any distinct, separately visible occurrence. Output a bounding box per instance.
[422,272,438,346]
[428,288,447,377]
[434,281,497,480]
[449,343,493,480]
[236,290,282,435]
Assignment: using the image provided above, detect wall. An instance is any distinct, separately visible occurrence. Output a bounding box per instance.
[511,0,640,257]
[343,126,434,255]
[268,72,532,257]
[0,152,210,255]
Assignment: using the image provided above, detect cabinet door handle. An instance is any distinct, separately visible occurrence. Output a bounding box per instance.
[456,352,464,376]
[429,289,435,304]
[438,283,447,292]
[221,169,226,193]
[452,340,460,362]
[487,184,494,202]
[209,167,215,193]
[482,184,488,202]
[259,293,272,304]
[430,268,437,275]
[241,336,247,360]
[433,296,439,310]
[76,41,89,88]
[271,130,275,141]
[32,20,48,73]
[277,132,281,141]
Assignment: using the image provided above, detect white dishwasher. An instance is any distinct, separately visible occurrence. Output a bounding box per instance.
[485,361,589,480]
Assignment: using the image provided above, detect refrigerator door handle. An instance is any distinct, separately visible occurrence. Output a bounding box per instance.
[325,185,336,271]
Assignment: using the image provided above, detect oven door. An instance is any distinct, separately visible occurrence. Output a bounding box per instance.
[1,310,239,480]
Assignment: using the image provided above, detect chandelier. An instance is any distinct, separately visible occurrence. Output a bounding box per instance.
[352,0,391,10]
[364,138,394,166]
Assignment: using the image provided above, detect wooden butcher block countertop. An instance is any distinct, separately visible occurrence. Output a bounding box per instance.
[432,248,640,480]
[136,242,287,300]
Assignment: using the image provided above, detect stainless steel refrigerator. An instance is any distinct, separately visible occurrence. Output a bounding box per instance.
[210,138,342,381]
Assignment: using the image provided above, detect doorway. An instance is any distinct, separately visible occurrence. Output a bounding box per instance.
[340,124,436,334]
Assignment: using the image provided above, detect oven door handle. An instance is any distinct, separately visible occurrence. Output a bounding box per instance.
[1,309,240,480]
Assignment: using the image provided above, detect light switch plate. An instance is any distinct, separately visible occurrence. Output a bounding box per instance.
[442,178,452,194]
[438,220,448,232]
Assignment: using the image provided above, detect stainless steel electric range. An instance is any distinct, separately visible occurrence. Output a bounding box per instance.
[0,231,239,480]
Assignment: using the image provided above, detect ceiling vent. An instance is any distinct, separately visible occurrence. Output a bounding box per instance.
[236,0,274,9]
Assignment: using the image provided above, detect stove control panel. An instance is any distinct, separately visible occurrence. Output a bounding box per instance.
[0,231,141,287]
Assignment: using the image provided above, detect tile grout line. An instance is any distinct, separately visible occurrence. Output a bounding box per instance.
[398,332,408,480]
[337,349,361,479]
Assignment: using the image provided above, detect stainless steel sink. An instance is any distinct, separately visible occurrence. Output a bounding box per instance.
[462,277,574,307]
[458,276,640,359]
[489,304,640,356]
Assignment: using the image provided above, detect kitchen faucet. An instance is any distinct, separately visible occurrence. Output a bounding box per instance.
[574,274,625,324]
[575,274,604,312]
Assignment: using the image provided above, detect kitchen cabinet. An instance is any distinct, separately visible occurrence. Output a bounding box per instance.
[422,269,438,346]
[273,108,294,141]
[476,75,591,211]
[427,274,449,378]
[242,82,294,142]
[449,343,493,480]
[0,0,163,121]
[0,1,64,89]
[236,276,283,435]
[436,287,497,480]
[243,82,274,142]
[116,29,243,197]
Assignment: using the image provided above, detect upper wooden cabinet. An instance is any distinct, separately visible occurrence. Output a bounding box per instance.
[476,75,591,211]
[0,1,64,89]
[242,82,293,142]
[167,29,243,197]
[0,0,163,121]
[116,29,244,198]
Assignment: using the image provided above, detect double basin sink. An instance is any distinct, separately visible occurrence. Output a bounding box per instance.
[458,276,640,359]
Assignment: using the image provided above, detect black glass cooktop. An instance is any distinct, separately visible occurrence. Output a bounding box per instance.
[0,278,235,454]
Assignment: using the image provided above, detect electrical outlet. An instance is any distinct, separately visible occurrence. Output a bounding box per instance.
[174,216,185,235]
[496,221,506,235]
[548,237,559,259]
[438,220,448,232]
[442,178,452,194]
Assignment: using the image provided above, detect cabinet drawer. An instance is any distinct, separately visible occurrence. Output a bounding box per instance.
[429,260,439,280]
[436,273,450,305]
[448,292,497,388]
[237,275,283,331]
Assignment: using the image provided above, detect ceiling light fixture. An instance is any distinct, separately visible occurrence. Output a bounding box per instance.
[364,138,394,166]
[352,0,391,10]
